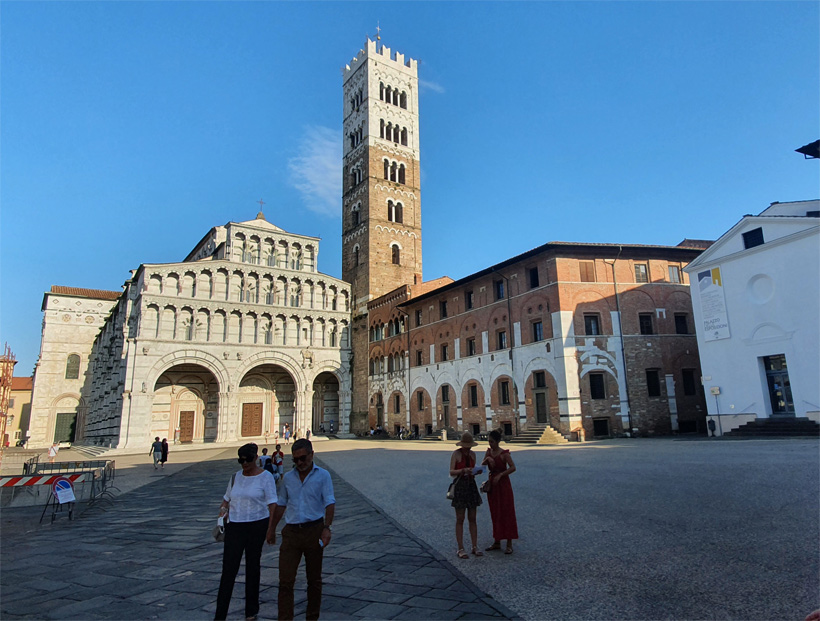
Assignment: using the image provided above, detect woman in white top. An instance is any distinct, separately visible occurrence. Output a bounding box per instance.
[215,443,278,621]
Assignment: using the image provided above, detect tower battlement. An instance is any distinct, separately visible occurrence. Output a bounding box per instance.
[343,38,417,81]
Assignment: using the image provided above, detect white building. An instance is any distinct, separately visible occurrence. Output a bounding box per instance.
[29,213,353,449]
[684,200,820,435]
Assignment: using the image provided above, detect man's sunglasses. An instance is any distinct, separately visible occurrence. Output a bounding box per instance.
[237,456,255,464]
[293,453,311,463]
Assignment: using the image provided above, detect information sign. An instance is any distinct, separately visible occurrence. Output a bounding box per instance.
[52,477,76,504]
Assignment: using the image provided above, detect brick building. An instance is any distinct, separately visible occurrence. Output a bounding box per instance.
[364,242,709,439]
[341,39,710,439]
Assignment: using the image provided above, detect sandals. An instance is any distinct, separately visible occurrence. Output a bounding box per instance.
[471,547,484,557]
[485,543,501,551]
[457,548,469,559]
[505,545,513,555]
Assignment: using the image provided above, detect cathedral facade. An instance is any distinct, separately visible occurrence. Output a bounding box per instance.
[29,215,352,449]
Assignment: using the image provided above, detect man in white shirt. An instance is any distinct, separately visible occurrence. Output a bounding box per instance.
[271,438,335,621]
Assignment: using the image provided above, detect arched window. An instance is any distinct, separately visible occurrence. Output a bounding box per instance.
[385,86,392,103]
[380,119,385,139]
[384,159,389,179]
[395,202,403,224]
[401,128,408,146]
[392,90,399,106]
[400,91,407,109]
[353,245,360,266]
[387,200,394,222]
[398,164,406,185]
[352,204,360,227]
[380,82,384,100]
[393,126,399,143]
[390,162,398,182]
[391,245,400,265]
[65,354,80,380]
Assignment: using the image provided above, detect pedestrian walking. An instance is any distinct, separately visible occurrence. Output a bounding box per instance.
[271,438,335,621]
[214,443,278,621]
[306,428,311,441]
[481,429,518,554]
[48,442,59,464]
[160,438,169,469]
[274,429,280,444]
[449,431,483,559]
[283,424,291,445]
[149,437,163,469]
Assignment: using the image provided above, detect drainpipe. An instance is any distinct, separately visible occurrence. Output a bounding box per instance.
[395,304,412,434]
[491,268,518,438]
[604,247,634,435]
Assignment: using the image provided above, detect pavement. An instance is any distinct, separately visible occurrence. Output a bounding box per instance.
[1,437,818,620]
[0,446,518,620]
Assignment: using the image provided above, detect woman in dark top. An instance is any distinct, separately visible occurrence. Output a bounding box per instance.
[160,438,169,469]
[449,432,483,559]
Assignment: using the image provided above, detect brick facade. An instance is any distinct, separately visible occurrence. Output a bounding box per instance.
[366,243,709,438]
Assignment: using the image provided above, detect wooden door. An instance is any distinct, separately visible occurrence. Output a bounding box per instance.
[242,403,263,437]
[179,411,195,443]
[535,391,548,423]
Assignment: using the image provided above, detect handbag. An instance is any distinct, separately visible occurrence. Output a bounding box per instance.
[212,473,236,542]
[480,479,491,494]
[446,477,459,500]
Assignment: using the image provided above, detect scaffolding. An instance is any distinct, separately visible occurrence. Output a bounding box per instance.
[0,343,17,470]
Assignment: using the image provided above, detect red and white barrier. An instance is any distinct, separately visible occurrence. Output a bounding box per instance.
[0,473,88,487]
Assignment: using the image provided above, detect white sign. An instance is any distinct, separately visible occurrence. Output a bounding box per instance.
[697,267,731,341]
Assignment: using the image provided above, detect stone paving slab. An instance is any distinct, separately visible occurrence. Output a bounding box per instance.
[0,452,519,620]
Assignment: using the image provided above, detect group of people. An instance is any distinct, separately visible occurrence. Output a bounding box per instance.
[149,437,169,469]
[215,440,336,621]
[449,430,518,559]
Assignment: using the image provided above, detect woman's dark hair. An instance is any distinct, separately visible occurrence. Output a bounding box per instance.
[238,443,258,460]
[489,429,502,443]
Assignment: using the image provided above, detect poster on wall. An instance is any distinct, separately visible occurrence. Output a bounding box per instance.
[697,267,730,341]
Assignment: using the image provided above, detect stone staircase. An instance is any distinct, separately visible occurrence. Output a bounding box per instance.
[722,417,820,438]
[507,423,568,445]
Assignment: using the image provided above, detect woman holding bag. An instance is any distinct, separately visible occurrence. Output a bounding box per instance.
[215,443,278,621]
[449,432,483,559]
[481,429,518,554]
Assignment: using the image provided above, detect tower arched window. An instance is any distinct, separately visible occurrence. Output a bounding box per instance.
[391,245,400,265]
[398,164,406,185]
[395,202,403,224]
[393,126,399,143]
[392,90,399,106]
[380,119,385,139]
[401,128,408,146]
[65,354,80,380]
[388,200,394,222]
[353,245,360,266]
[380,82,385,101]
[384,159,389,179]
[385,86,392,103]
[352,204,360,227]
[390,162,398,182]
[400,91,407,109]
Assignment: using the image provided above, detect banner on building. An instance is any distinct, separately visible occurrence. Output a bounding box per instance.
[697,267,730,341]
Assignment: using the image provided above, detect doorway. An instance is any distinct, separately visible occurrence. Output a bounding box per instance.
[54,412,77,443]
[179,411,195,443]
[763,355,794,416]
[242,403,263,437]
[533,372,548,424]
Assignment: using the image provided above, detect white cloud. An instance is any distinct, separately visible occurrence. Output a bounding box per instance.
[288,125,342,218]
[419,79,445,94]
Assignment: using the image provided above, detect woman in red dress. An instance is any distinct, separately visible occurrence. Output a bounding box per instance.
[481,429,518,554]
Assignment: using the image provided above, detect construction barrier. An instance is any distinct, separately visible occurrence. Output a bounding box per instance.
[0,473,89,487]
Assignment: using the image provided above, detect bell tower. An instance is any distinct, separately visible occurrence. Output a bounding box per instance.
[342,39,423,417]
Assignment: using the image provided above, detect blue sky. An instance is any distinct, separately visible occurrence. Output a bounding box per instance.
[2,2,818,373]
